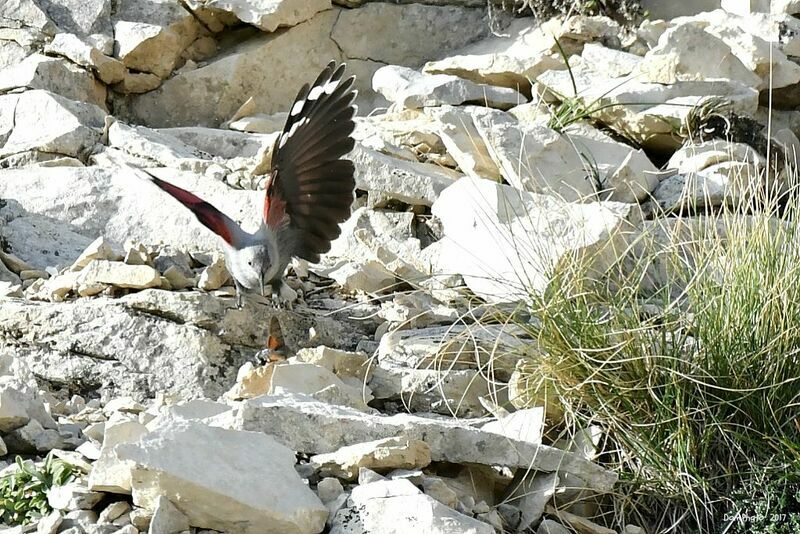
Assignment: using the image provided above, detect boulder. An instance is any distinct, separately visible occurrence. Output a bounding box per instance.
[372,65,524,110]
[313,208,428,290]
[431,176,636,302]
[536,63,759,153]
[38,0,114,53]
[115,418,328,534]
[0,90,105,160]
[0,54,106,109]
[44,33,124,84]
[116,11,340,127]
[112,0,201,79]
[469,109,658,201]
[637,23,763,88]
[368,365,495,417]
[331,3,488,67]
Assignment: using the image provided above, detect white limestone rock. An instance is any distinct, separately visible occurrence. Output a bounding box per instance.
[112,0,201,79]
[368,366,496,418]
[115,418,328,534]
[294,346,372,383]
[350,144,461,207]
[0,54,106,109]
[330,478,494,534]
[637,23,763,88]
[536,64,759,152]
[431,176,636,302]
[424,105,502,180]
[0,166,261,269]
[88,419,149,493]
[107,122,216,174]
[47,482,105,511]
[77,260,161,290]
[148,495,189,534]
[468,108,658,202]
[373,65,524,111]
[186,0,330,32]
[0,90,105,159]
[44,33,124,84]
[310,437,431,481]
[231,394,618,492]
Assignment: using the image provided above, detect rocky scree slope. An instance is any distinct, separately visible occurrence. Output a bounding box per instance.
[1,0,800,533]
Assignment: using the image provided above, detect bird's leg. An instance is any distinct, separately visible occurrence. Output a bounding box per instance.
[234,279,245,309]
[270,279,297,310]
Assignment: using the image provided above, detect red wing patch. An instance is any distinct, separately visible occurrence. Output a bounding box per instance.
[151,176,235,245]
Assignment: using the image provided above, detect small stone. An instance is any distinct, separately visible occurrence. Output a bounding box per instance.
[162,265,194,289]
[61,510,99,531]
[473,500,490,514]
[197,256,230,291]
[70,237,121,271]
[316,477,344,504]
[478,510,504,531]
[0,250,35,273]
[19,269,49,280]
[358,467,385,485]
[421,476,458,508]
[538,519,571,534]
[83,421,105,442]
[104,397,145,415]
[48,482,105,511]
[98,501,131,524]
[497,503,522,531]
[130,508,152,531]
[123,243,151,266]
[78,260,161,290]
[112,525,138,534]
[113,71,162,94]
[148,495,189,534]
[36,509,62,534]
[311,437,432,481]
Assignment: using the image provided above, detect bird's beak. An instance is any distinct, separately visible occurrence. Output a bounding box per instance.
[260,278,265,297]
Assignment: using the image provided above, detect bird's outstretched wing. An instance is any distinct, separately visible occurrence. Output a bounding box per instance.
[143,170,240,246]
[264,61,357,263]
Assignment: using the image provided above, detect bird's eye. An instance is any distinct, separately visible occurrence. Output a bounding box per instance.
[248,260,252,266]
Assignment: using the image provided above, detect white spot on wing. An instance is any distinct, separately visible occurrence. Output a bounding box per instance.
[323,80,339,94]
[286,117,308,141]
[308,85,324,101]
[290,100,305,116]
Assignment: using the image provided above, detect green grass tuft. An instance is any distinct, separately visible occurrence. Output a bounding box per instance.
[0,453,75,525]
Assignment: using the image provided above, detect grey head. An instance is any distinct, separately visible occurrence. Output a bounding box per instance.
[226,225,282,296]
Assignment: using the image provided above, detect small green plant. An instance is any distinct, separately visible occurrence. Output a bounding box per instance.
[724,473,800,534]
[0,454,75,525]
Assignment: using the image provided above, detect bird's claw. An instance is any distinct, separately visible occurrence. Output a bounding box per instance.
[270,282,297,310]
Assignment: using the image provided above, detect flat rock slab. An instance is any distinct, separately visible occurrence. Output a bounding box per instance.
[373,65,524,110]
[229,393,618,493]
[116,418,327,534]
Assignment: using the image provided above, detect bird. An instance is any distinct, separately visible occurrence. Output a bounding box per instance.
[144,61,357,307]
